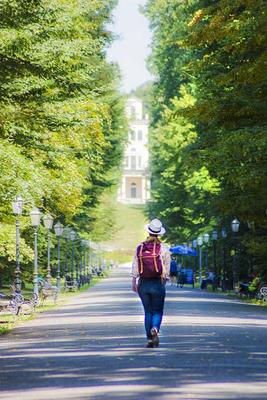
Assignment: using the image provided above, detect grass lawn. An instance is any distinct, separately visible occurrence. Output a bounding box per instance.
[101,202,148,262]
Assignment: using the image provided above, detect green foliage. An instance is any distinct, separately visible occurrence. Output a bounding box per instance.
[147,85,219,242]
[129,81,154,116]
[101,203,148,258]
[0,0,126,285]
[145,0,267,276]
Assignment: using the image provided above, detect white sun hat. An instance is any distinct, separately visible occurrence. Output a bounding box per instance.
[145,219,166,236]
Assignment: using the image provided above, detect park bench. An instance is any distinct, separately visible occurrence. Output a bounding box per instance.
[259,286,267,301]
[92,266,104,277]
[97,267,104,277]
[0,290,38,316]
[79,274,92,285]
[64,277,78,292]
[0,293,22,316]
[238,282,252,298]
[18,293,38,314]
[39,281,58,305]
[238,281,267,301]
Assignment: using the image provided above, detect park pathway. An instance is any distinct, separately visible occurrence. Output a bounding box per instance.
[0,264,267,400]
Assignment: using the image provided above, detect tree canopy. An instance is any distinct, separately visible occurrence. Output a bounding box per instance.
[0,0,126,282]
[144,0,267,276]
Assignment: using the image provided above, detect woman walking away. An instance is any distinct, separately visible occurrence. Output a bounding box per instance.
[132,219,170,348]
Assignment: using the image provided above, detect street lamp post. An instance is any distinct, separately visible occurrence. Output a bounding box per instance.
[70,230,76,281]
[84,240,90,276]
[77,241,82,284]
[11,196,24,293]
[197,235,203,285]
[83,244,87,276]
[54,222,64,290]
[88,240,92,275]
[203,233,210,277]
[221,227,227,290]
[43,214,54,285]
[212,230,218,276]
[63,227,71,276]
[80,241,83,280]
[74,236,80,284]
[231,219,240,291]
[81,240,87,277]
[30,208,42,296]
[192,239,197,285]
[85,246,88,276]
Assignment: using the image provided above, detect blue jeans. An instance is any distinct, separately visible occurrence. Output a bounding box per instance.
[138,278,166,339]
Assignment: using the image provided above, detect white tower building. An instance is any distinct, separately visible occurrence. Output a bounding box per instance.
[117,97,151,204]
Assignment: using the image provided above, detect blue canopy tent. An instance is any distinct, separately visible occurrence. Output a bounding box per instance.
[170,245,197,257]
[169,245,197,287]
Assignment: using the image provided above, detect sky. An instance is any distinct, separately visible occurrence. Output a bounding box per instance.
[107,0,153,93]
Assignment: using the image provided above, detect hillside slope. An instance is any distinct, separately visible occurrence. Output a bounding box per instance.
[101,203,148,262]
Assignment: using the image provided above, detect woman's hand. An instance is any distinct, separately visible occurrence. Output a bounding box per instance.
[132,278,138,292]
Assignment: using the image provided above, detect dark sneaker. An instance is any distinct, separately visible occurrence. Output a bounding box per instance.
[150,327,159,347]
[146,340,154,348]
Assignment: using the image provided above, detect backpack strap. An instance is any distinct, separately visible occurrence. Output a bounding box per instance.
[138,243,144,274]
[153,242,159,273]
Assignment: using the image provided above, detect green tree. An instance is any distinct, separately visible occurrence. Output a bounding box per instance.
[184,0,267,270]
[145,0,267,277]
[0,0,126,284]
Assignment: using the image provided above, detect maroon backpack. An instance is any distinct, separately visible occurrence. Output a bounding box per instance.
[137,241,163,278]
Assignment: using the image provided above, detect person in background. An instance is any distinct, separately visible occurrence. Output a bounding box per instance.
[170,256,178,286]
[132,219,170,348]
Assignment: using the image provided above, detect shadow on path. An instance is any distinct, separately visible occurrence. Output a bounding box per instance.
[0,264,267,399]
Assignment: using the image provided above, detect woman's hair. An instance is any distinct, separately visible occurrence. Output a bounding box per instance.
[146,234,161,243]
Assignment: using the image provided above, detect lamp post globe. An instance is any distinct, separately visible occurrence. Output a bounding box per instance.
[30,208,41,227]
[43,214,54,230]
[30,208,41,296]
[197,235,203,246]
[54,222,64,237]
[212,230,218,241]
[12,196,24,293]
[70,230,76,242]
[221,227,227,239]
[203,233,210,244]
[54,222,64,290]
[12,195,23,215]
[231,219,240,233]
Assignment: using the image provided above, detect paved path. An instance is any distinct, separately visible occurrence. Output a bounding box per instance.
[0,264,267,400]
